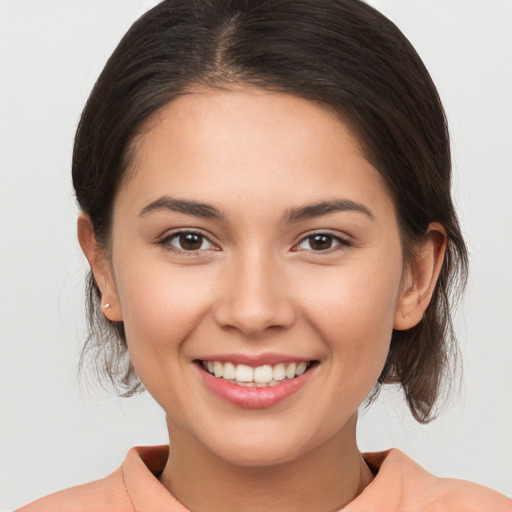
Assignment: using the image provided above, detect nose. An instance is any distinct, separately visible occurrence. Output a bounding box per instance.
[213,251,296,337]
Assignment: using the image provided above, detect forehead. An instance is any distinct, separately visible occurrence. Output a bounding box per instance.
[118,88,395,219]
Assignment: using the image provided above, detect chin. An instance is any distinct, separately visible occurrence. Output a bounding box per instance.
[215,441,306,468]
[198,422,328,468]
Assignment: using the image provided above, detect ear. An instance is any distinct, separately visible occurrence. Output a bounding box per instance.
[394,223,447,330]
[77,212,123,322]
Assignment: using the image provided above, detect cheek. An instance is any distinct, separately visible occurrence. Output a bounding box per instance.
[299,252,402,365]
[299,259,402,430]
[113,256,214,365]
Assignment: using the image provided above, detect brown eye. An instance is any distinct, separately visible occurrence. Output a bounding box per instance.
[166,232,214,252]
[308,234,334,251]
[179,233,203,250]
[295,233,351,252]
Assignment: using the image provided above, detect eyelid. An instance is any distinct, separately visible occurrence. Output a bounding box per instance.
[156,228,220,253]
[292,230,353,252]
[155,228,352,254]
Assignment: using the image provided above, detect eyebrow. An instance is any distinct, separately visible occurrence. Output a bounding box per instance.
[283,199,375,223]
[138,196,225,221]
[138,195,374,223]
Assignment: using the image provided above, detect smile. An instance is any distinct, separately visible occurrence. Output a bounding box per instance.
[196,359,317,409]
[200,360,311,387]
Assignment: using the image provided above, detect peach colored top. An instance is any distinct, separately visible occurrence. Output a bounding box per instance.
[18,445,512,512]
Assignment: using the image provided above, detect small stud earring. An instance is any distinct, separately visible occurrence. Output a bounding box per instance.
[104,303,110,309]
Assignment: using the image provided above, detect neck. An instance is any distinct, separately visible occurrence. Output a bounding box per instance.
[159,415,374,512]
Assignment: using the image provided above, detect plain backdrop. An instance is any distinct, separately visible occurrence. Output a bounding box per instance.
[1,0,511,509]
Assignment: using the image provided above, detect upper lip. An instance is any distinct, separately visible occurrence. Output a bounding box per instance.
[196,353,314,367]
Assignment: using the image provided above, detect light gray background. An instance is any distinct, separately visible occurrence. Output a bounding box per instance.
[1,0,511,509]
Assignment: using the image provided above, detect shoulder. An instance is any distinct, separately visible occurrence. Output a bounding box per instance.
[16,466,133,512]
[423,476,512,511]
[17,445,174,512]
[348,448,512,512]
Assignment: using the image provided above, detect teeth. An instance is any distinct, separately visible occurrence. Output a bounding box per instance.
[273,363,286,381]
[235,364,253,382]
[202,360,312,385]
[296,362,307,376]
[286,363,297,379]
[253,365,273,383]
[223,362,236,380]
[213,361,224,378]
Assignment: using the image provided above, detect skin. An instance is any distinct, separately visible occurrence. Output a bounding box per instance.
[79,88,446,512]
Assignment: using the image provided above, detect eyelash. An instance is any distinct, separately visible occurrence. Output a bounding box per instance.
[293,231,353,253]
[157,230,218,254]
[156,230,353,255]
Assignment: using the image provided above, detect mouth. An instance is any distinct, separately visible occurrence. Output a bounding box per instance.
[198,360,315,387]
[194,358,318,408]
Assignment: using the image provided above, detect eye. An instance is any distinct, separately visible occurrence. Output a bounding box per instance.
[161,231,216,252]
[295,233,351,252]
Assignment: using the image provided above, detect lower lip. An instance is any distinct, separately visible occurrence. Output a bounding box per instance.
[196,363,315,409]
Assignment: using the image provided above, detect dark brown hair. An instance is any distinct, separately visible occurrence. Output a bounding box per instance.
[74,0,468,423]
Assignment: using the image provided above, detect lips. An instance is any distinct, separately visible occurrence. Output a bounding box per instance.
[195,357,317,409]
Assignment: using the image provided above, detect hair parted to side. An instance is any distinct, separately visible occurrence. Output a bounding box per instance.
[74,0,468,423]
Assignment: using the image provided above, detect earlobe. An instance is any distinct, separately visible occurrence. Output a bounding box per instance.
[394,223,447,330]
[77,213,123,322]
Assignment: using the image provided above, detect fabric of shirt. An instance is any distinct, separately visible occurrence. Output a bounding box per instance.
[18,445,512,512]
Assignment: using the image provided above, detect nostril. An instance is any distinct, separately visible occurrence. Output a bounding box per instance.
[212,301,297,336]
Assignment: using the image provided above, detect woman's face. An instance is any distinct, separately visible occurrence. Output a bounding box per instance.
[105,89,409,465]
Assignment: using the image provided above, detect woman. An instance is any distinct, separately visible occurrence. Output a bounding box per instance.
[17,0,511,510]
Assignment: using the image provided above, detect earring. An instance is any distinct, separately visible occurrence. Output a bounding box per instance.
[103,303,110,309]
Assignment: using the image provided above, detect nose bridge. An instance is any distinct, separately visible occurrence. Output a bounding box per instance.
[214,246,295,336]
